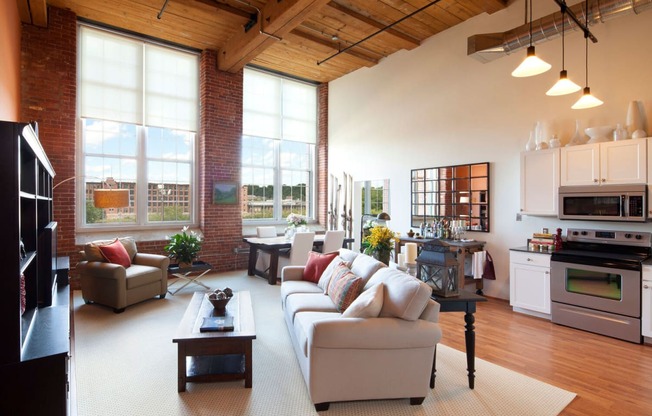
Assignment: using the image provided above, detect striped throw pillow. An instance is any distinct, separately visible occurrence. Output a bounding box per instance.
[327,263,363,312]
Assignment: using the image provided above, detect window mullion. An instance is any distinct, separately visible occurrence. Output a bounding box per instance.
[137,125,148,225]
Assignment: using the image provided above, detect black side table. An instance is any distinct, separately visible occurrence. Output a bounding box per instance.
[167,261,212,295]
[431,291,487,389]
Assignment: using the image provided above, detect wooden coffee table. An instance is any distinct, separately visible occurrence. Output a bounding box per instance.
[173,291,256,391]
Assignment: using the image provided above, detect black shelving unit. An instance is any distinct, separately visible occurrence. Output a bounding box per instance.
[0,121,71,416]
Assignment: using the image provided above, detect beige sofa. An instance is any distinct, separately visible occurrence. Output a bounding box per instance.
[77,237,170,313]
[281,249,442,411]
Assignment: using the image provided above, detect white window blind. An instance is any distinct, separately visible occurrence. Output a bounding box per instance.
[80,26,198,132]
[243,68,316,144]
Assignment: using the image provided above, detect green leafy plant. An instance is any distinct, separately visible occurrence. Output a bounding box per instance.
[164,226,202,265]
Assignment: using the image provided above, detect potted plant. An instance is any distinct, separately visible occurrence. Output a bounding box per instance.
[362,225,396,266]
[165,226,202,268]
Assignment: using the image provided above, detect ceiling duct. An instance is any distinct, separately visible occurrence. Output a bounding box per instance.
[468,0,652,63]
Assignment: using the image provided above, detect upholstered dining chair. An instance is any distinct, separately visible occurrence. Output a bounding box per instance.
[321,230,346,254]
[255,226,279,272]
[256,226,277,238]
[276,232,315,276]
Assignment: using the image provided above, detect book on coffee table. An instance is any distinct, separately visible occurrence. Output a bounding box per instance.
[200,315,234,332]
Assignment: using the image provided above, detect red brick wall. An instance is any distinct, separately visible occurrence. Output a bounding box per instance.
[21,7,78,264]
[198,50,245,271]
[317,83,328,227]
[19,6,327,281]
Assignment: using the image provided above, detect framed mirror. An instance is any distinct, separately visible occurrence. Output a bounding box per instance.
[410,162,489,232]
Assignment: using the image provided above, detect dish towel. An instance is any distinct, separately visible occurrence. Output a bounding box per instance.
[472,251,486,280]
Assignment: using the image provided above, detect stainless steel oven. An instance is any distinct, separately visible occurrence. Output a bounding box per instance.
[550,228,651,343]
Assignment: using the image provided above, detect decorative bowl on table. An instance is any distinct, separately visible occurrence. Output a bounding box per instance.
[206,287,234,313]
[585,126,614,144]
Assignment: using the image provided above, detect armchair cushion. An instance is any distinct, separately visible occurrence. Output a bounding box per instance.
[98,239,132,268]
[303,251,339,283]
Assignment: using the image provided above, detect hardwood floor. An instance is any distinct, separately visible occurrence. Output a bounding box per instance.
[436,295,652,415]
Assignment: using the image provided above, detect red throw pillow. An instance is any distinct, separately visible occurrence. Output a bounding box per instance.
[98,239,132,268]
[303,251,340,283]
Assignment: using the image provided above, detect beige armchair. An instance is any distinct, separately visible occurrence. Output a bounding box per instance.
[77,237,170,313]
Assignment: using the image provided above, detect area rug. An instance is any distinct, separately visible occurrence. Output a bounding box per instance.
[72,271,575,415]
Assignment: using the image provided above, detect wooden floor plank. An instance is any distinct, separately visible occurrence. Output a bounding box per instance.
[437,295,652,415]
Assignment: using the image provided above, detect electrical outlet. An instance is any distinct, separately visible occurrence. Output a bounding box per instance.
[516,213,522,221]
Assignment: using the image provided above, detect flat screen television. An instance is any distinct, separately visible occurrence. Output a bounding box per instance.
[38,221,57,307]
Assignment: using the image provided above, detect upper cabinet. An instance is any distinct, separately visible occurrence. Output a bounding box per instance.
[520,148,559,216]
[560,138,647,186]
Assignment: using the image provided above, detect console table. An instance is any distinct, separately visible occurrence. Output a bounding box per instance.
[396,237,486,294]
[431,291,487,389]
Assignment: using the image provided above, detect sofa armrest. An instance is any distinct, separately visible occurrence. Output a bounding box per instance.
[308,317,441,350]
[281,266,306,282]
[419,298,440,323]
[77,261,127,281]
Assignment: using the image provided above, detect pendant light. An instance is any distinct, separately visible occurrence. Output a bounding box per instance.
[512,0,551,78]
[572,0,603,109]
[546,6,581,96]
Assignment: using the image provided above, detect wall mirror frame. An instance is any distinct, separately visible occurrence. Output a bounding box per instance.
[411,162,490,232]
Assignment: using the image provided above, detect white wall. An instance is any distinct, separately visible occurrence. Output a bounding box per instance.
[328,1,652,299]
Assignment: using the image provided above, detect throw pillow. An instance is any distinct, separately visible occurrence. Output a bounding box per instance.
[84,242,106,262]
[318,258,353,294]
[327,263,363,312]
[342,283,384,318]
[303,251,339,283]
[98,238,132,268]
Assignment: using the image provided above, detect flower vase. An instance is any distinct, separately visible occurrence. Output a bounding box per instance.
[285,227,296,240]
[373,250,391,266]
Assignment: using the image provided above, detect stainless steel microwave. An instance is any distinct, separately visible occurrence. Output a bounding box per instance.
[558,184,647,222]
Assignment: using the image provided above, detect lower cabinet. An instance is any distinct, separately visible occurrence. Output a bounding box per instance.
[643,265,652,340]
[509,250,551,318]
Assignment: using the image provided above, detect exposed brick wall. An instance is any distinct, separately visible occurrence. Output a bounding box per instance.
[317,83,328,228]
[199,50,244,271]
[19,6,329,283]
[20,7,78,265]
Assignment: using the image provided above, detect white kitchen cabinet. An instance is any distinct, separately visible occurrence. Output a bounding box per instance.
[560,138,646,186]
[520,148,559,216]
[509,250,551,318]
[643,264,652,341]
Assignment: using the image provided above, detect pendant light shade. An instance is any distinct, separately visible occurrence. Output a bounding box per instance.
[572,0,603,110]
[547,70,582,95]
[546,8,581,96]
[512,0,551,78]
[512,46,552,77]
[572,87,604,109]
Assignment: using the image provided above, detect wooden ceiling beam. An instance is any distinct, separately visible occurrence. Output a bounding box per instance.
[17,0,48,26]
[193,0,253,20]
[218,0,331,73]
[327,1,420,46]
[16,0,32,24]
[291,29,379,65]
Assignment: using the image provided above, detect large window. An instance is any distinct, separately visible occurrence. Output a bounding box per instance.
[242,68,317,222]
[79,26,198,228]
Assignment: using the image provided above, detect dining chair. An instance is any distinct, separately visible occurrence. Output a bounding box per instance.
[277,232,316,276]
[256,226,277,238]
[321,230,345,254]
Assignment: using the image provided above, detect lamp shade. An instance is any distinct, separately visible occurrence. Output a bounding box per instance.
[511,46,551,78]
[93,189,130,208]
[572,87,603,110]
[546,70,582,96]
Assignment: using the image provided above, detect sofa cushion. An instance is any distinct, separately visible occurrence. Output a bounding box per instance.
[350,254,386,286]
[365,267,432,321]
[285,293,339,322]
[303,251,339,283]
[327,263,363,312]
[317,257,352,294]
[338,248,359,263]
[280,280,323,307]
[98,239,132,268]
[342,283,384,318]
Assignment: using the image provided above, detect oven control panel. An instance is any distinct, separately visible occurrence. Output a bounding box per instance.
[567,228,652,247]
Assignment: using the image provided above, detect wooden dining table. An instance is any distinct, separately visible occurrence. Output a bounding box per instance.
[243,235,353,285]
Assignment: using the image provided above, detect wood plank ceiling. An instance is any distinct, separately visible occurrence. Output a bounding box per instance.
[19,0,507,83]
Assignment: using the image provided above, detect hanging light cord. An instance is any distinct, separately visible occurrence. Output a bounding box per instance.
[584,0,589,86]
[528,0,533,46]
[560,10,565,68]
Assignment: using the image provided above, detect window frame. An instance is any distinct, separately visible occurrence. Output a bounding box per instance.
[76,24,200,235]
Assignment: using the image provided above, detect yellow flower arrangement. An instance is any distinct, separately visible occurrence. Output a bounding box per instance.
[363,226,396,265]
